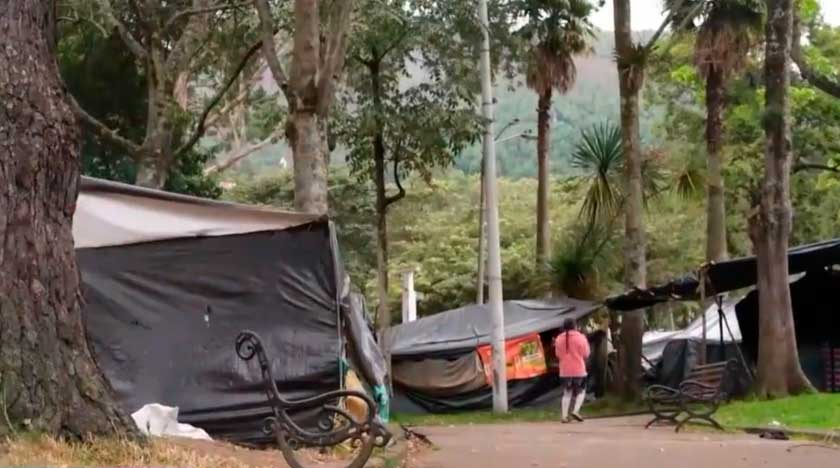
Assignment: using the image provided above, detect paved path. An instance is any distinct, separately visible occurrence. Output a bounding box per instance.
[408,416,839,468]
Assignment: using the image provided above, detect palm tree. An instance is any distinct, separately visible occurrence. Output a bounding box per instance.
[516,0,597,267]
[667,0,764,263]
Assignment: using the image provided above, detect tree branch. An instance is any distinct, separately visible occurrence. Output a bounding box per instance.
[644,0,705,55]
[253,0,291,100]
[385,141,406,207]
[792,12,840,99]
[793,163,840,174]
[164,1,251,32]
[175,38,264,158]
[316,0,355,116]
[98,0,148,59]
[204,129,283,175]
[68,94,142,154]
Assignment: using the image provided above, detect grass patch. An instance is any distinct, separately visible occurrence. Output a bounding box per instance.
[392,396,648,426]
[717,394,840,431]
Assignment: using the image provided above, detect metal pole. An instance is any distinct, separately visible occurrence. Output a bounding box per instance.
[477,0,507,413]
[699,268,708,365]
[476,157,486,304]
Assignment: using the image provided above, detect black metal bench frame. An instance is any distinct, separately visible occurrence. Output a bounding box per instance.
[644,359,737,432]
[236,330,391,468]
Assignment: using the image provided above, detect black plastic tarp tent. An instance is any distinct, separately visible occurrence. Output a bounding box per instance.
[74,177,387,443]
[605,239,840,311]
[382,299,601,413]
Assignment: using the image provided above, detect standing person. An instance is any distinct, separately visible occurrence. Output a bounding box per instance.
[554,318,590,423]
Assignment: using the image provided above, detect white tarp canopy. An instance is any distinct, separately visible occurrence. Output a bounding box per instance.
[642,299,742,367]
[74,177,319,249]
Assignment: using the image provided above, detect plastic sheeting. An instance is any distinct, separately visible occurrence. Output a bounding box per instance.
[131,404,212,440]
[392,353,486,396]
[383,299,600,357]
[606,238,840,311]
[79,224,342,444]
[75,177,318,248]
[642,300,742,367]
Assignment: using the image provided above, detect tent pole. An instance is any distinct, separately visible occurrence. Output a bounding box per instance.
[720,302,754,381]
[717,296,724,355]
[699,268,708,365]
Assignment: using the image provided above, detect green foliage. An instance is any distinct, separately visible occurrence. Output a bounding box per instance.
[224,169,377,287]
[548,221,617,299]
[571,122,623,224]
[58,25,145,184]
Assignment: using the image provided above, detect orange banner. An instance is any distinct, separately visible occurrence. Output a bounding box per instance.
[477,333,547,385]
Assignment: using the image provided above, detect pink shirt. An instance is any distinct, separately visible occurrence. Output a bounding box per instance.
[554,330,590,377]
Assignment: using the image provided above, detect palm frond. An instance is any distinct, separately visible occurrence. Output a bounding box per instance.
[572,122,624,225]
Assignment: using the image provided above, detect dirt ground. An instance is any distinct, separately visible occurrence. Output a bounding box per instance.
[406,416,840,468]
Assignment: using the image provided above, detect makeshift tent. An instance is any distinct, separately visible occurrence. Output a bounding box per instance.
[607,239,840,393]
[736,269,840,392]
[382,299,601,413]
[642,300,749,393]
[642,300,742,368]
[74,177,387,443]
[605,239,840,311]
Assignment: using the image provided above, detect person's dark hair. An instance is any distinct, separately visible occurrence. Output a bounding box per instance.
[563,318,576,351]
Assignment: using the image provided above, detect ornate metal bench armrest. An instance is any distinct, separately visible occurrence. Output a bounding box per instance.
[235,330,392,468]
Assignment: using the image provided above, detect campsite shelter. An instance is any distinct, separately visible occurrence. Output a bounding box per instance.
[74,177,388,443]
[642,300,746,390]
[382,299,600,413]
[607,239,840,392]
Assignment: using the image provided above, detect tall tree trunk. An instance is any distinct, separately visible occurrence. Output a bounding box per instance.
[374,148,390,330]
[613,0,647,401]
[536,89,553,267]
[0,0,134,438]
[289,0,328,215]
[705,66,727,263]
[749,0,813,398]
[370,59,391,331]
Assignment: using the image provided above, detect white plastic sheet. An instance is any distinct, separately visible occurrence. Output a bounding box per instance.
[131,403,212,441]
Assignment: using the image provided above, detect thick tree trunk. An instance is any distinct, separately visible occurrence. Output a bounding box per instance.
[614,0,647,401]
[705,66,727,263]
[536,89,552,267]
[289,0,328,215]
[0,0,134,438]
[749,0,813,398]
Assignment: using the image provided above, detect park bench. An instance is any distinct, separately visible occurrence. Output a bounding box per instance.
[235,330,392,468]
[644,359,738,432]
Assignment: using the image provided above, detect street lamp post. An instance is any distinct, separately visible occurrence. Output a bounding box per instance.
[477,0,507,413]
[476,131,536,305]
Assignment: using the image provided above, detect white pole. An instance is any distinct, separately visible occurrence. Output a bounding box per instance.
[477,0,507,413]
[476,159,486,305]
[401,269,417,323]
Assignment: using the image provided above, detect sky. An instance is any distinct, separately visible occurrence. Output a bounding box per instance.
[591,0,840,31]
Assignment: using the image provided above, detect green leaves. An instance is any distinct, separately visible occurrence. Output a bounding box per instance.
[571,122,624,225]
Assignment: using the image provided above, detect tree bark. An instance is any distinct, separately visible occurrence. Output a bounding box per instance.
[749,0,814,398]
[136,76,175,189]
[536,89,552,267]
[288,0,328,215]
[368,58,400,331]
[0,0,134,438]
[705,66,728,263]
[614,0,647,401]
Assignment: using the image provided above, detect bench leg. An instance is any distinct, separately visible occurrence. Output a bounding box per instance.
[645,413,679,429]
